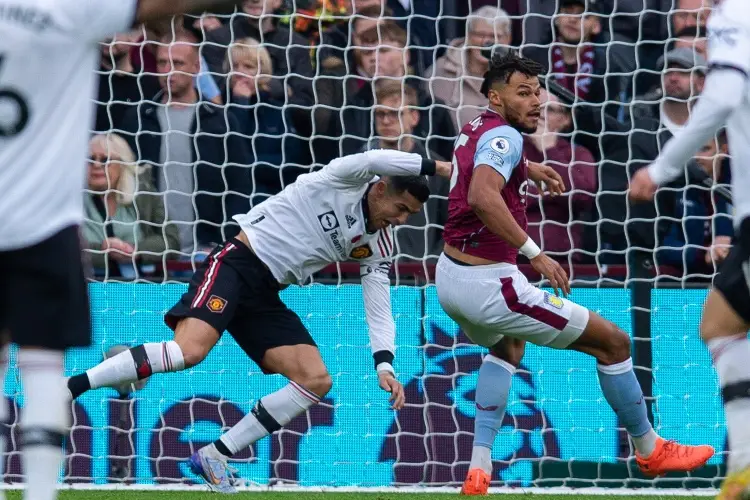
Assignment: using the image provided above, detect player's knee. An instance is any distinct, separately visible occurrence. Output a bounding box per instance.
[600,325,631,365]
[295,371,332,398]
[490,338,526,368]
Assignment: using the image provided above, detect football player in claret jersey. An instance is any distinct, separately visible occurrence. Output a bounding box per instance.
[631,0,750,497]
[0,1,244,499]
[436,52,715,495]
[67,149,452,492]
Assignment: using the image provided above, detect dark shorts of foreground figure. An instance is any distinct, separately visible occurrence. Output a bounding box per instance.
[0,225,91,350]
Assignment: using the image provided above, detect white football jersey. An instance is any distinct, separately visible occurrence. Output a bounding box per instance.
[235,149,429,356]
[0,0,137,250]
[708,0,750,226]
[649,0,750,228]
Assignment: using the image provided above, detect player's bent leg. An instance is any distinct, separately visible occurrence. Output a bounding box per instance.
[701,289,750,485]
[463,338,525,496]
[569,312,714,476]
[18,347,69,500]
[192,345,329,493]
[67,317,220,399]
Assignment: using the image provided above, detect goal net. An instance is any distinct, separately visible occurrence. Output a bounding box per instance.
[5,0,728,491]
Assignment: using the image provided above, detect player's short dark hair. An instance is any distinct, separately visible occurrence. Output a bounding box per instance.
[387,175,430,203]
[480,51,544,97]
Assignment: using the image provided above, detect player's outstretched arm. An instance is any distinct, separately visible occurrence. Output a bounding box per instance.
[325,150,450,185]
[135,0,244,23]
[630,69,745,201]
[632,7,750,200]
[468,166,571,296]
[359,257,405,410]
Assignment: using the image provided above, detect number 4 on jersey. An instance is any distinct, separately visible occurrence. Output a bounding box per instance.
[0,54,30,137]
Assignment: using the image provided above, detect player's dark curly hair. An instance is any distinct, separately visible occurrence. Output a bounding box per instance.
[480,51,544,97]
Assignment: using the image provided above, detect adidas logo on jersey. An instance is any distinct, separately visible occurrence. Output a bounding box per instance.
[345,215,357,228]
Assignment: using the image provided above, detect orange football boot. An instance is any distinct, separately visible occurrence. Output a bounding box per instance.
[635,437,714,476]
[461,468,490,495]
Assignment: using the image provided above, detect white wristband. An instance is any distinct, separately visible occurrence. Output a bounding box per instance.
[376,362,395,376]
[519,237,541,259]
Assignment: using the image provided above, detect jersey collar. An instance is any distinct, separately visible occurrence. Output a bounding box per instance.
[361,183,377,234]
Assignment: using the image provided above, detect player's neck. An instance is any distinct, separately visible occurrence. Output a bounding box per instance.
[662,99,691,126]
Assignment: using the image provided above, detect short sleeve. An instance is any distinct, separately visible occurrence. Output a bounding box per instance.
[473,125,524,181]
[58,0,138,43]
[708,2,750,76]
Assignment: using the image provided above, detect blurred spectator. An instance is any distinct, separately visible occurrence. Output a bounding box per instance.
[323,22,455,160]
[671,0,710,35]
[202,0,315,141]
[524,0,629,110]
[224,38,306,203]
[317,4,393,68]
[657,132,733,275]
[279,0,350,46]
[670,25,707,58]
[385,0,442,75]
[424,6,511,132]
[629,47,706,132]
[121,33,251,256]
[95,31,160,133]
[363,81,447,263]
[524,89,596,261]
[83,134,179,279]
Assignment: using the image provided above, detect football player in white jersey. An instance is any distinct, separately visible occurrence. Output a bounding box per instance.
[67,149,452,492]
[0,1,250,499]
[630,0,750,497]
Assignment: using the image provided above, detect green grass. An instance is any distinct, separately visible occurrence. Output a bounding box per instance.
[0,493,716,500]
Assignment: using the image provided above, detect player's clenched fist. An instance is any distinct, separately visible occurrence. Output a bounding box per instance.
[378,371,405,410]
[530,253,571,297]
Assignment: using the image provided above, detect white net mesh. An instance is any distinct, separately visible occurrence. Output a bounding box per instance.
[11,0,726,490]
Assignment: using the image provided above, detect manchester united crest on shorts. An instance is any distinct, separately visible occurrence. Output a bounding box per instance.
[350,244,373,259]
[544,293,564,310]
[206,295,227,313]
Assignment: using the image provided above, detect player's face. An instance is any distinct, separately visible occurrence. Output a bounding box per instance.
[368,182,424,229]
[537,89,569,134]
[87,142,122,192]
[490,72,542,134]
[157,44,201,97]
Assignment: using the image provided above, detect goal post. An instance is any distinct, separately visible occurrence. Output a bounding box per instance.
[4,1,729,492]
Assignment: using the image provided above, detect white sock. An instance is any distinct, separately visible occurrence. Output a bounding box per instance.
[18,349,68,500]
[86,341,185,390]
[0,347,8,500]
[469,445,492,475]
[632,429,659,458]
[708,336,750,472]
[215,381,320,456]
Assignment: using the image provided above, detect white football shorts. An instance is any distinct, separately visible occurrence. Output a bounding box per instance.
[435,253,589,349]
